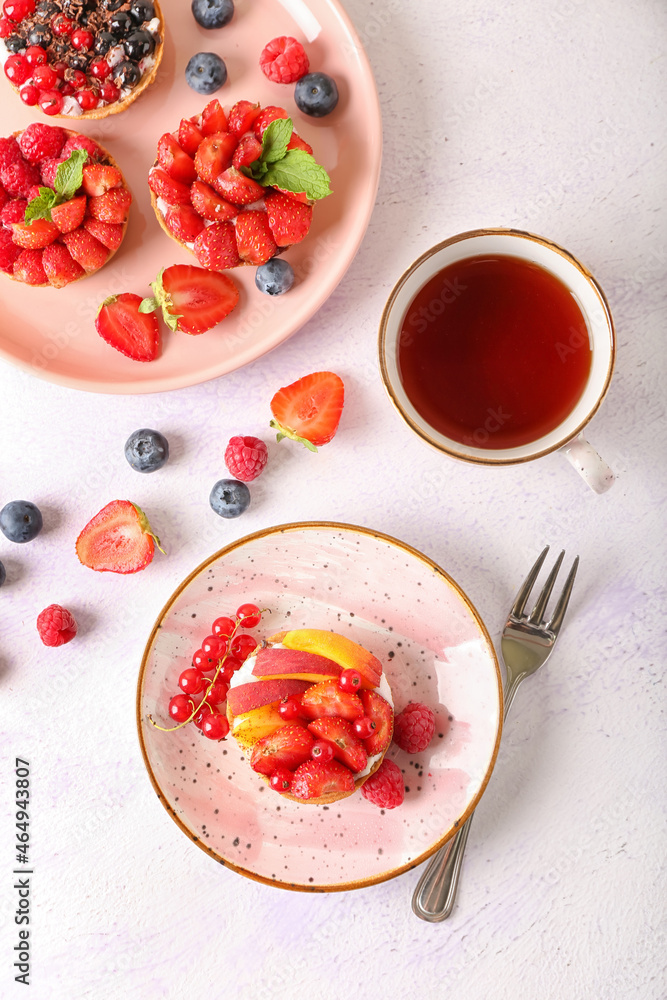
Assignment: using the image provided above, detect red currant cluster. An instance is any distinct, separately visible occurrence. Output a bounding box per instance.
[150,603,262,742]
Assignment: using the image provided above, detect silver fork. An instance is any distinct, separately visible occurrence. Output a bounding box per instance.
[412,546,579,922]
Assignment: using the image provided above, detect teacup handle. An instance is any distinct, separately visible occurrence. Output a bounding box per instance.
[560,432,614,493]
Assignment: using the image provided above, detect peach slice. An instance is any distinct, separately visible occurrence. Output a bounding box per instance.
[231,703,284,752]
[269,629,382,690]
[226,677,310,717]
[251,646,342,684]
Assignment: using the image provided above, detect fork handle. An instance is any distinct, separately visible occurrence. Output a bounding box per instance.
[411,813,474,921]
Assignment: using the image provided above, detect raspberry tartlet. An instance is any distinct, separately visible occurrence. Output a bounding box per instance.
[148,99,331,271]
[0,123,131,286]
[0,0,164,119]
[226,628,394,805]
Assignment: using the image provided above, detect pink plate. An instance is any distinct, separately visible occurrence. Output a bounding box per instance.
[137,522,503,892]
[0,0,381,393]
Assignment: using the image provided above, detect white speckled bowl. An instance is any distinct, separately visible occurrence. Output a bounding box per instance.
[136,522,503,892]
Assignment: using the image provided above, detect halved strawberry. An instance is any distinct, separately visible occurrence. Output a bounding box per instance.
[300,679,364,722]
[250,723,314,776]
[193,220,240,270]
[11,218,59,249]
[95,292,160,362]
[212,166,265,206]
[190,181,237,222]
[148,167,191,206]
[42,241,85,287]
[76,499,161,574]
[252,105,289,139]
[287,132,313,155]
[272,186,310,205]
[359,690,394,756]
[148,263,239,335]
[200,98,228,136]
[157,133,197,185]
[264,190,312,246]
[81,163,122,196]
[83,217,123,251]
[307,717,368,773]
[270,371,345,450]
[164,203,206,242]
[13,248,46,285]
[232,134,262,171]
[50,194,86,234]
[290,759,355,800]
[62,227,109,271]
[87,187,132,224]
[179,117,204,156]
[194,133,238,187]
[227,100,261,136]
[234,209,277,265]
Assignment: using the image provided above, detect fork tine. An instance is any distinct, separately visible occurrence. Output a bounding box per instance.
[527,550,565,624]
[510,546,550,618]
[547,556,579,634]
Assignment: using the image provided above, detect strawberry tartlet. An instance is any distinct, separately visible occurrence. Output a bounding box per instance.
[226,628,394,805]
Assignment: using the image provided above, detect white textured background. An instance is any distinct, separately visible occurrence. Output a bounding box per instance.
[1,0,666,998]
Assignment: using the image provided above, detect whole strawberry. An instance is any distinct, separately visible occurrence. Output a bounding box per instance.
[361,759,405,809]
[392,702,436,754]
[37,604,77,647]
[224,436,268,482]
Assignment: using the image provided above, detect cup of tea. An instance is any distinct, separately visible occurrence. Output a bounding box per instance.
[378,228,615,493]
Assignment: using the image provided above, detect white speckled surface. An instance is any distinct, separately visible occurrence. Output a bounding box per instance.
[1,0,666,997]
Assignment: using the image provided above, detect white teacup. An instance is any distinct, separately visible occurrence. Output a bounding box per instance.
[378,228,615,493]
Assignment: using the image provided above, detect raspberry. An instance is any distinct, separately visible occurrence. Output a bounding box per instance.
[392,702,436,754]
[60,134,102,162]
[260,36,309,84]
[1,159,41,199]
[40,156,65,188]
[0,184,7,212]
[361,759,405,809]
[0,136,22,172]
[0,227,21,273]
[1,198,27,229]
[18,123,66,163]
[224,435,268,482]
[36,604,78,647]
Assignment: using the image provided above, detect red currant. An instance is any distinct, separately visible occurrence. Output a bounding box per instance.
[89,58,110,79]
[70,69,87,89]
[236,603,261,628]
[60,82,74,96]
[4,54,30,85]
[24,45,47,66]
[52,61,67,79]
[193,704,214,730]
[0,15,12,36]
[201,634,227,658]
[76,89,98,111]
[38,89,63,115]
[168,693,195,723]
[278,694,303,721]
[339,668,362,693]
[269,767,293,792]
[221,657,241,682]
[192,648,217,673]
[19,84,39,105]
[99,81,120,103]
[211,615,235,638]
[32,63,57,89]
[311,740,334,763]
[51,13,74,36]
[205,679,229,705]
[71,27,93,50]
[201,712,229,741]
[4,0,34,22]
[178,667,205,695]
[230,634,258,661]
[353,716,376,739]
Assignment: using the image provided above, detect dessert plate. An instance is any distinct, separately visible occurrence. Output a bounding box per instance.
[137,522,503,892]
[0,0,381,394]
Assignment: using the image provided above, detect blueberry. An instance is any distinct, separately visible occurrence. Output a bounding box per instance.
[5,35,25,54]
[109,11,133,37]
[255,258,295,296]
[294,72,339,117]
[191,0,234,29]
[0,561,5,587]
[69,54,91,72]
[124,29,155,59]
[124,428,169,473]
[130,0,155,24]
[113,60,141,87]
[35,0,59,17]
[94,31,115,55]
[0,501,43,544]
[27,25,51,46]
[209,479,250,518]
[185,51,227,94]
[101,0,125,10]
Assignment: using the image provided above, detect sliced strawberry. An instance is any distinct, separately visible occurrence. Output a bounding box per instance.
[264,190,312,246]
[287,132,313,155]
[252,105,289,139]
[62,227,109,272]
[232,134,262,171]
[250,723,314,776]
[155,263,239,334]
[193,133,237,186]
[164,203,206,242]
[179,118,204,156]
[200,98,228,135]
[300,679,364,723]
[190,180,237,222]
[50,193,86,233]
[76,499,161,574]
[227,100,261,137]
[272,186,309,205]
[11,218,59,249]
[157,133,197,185]
[81,163,122,196]
[13,248,46,285]
[83,217,123,251]
[87,187,132,224]
[193,220,240,270]
[42,241,85,287]
[290,759,355,800]
[270,371,345,449]
[212,166,265,206]
[359,690,394,756]
[95,292,160,362]
[148,167,191,206]
[307,717,368,773]
[234,209,277,265]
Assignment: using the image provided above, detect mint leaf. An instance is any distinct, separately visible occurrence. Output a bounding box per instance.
[261,117,293,163]
[244,159,269,181]
[262,150,332,200]
[24,187,57,223]
[54,149,88,202]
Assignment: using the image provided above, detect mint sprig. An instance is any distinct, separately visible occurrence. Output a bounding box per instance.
[24,149,88,223]
[242,117,331,201]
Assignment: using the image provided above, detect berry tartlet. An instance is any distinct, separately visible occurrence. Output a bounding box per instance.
[0,0,164,119]
[226,628,394,805]
[0,123,131,286]
[148,99,331,271]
